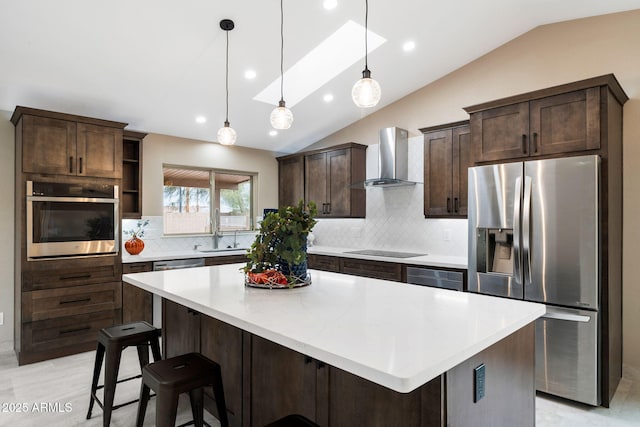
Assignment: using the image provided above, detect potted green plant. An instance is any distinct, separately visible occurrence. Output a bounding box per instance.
[244,200,317,286]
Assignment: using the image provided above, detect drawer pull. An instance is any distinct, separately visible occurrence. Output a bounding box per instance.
[59,326,91,335]
[59,274,91,281]
[59,298,91,305]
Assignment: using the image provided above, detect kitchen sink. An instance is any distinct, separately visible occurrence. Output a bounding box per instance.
[344,249,427,258]
[199,247,248,253]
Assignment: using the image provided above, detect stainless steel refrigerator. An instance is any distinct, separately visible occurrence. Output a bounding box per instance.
[468,155,600,406]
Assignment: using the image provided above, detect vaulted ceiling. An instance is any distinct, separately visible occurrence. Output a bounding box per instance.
[1,1,638,154]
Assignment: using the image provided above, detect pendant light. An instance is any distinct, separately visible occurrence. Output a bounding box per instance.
[352,0,381,108]
[217,19,237,145]
[270,0,294,130]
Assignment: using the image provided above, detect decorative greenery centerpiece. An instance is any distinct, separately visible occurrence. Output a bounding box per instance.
[244,200,317,287]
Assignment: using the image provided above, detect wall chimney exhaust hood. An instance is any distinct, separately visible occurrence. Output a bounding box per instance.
[358,127,420,188]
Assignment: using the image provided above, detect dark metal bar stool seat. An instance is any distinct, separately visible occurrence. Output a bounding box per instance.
[87,321,162,426]
[265,414,320,427]
[136,352,229,427]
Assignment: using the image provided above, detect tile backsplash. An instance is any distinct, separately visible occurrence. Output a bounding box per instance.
[123,136,468,258]
[122,216,256,255]
[310,136,468,257]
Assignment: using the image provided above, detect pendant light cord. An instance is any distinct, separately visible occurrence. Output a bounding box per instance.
[225,30,230,123]
[364,0,369,71]
[279,0,285,103]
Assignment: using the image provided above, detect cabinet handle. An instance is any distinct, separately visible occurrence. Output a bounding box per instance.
[533,132,538,153]
[59,274,91,281]
[326,203,331,214]
[454,197,459,213]
[317,361,326,370]
[59,298,91,305]
[59,326,91,335]
[79,157,83,174]
[304,356,313,364]
[447,197,451,213]
[69,156,74,173]
[521,134,527,154]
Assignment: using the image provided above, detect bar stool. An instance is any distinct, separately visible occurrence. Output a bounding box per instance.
[86,321,162,426]
[265,414,320,427]
[136,352,229,427]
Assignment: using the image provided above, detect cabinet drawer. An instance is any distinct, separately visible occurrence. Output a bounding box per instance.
[22,310,118,353]
[406,267,464,291]
[205,254,248,266]
[123,262,153,274]
[340,258,403,282]
[23,263,120,291]
[308,254,340,272]
[23,282,122,322]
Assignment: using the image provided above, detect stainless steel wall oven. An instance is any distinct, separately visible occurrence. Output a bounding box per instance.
[26,180,119,259]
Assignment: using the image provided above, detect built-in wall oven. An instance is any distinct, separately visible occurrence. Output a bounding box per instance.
[26,180,119,259]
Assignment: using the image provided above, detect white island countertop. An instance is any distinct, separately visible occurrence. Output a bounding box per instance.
[123,264,543,393]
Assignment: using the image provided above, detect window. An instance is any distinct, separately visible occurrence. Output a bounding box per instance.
[163,167,253,235]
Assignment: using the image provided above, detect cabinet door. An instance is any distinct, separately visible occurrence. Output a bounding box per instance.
[305,152,328,214]
[278,155,305,208]
[162,299,199,358]
[250,335,317,426]
[452,125,472,216]
[200,316,243,426]
[122,262,153,324]
[326,148,351,217]
[22,115,76,175]
[530,88,600,155]
[340,258,403,282]
[76,123,123,178]
[424,129,453,216]
[471,102,529,162]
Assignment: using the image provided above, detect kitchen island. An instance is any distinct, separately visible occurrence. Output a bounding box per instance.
[123,264,544,426]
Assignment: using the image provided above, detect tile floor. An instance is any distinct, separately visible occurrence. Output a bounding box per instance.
[0,346,638,426]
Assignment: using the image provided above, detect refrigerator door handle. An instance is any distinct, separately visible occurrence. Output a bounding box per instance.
[541,312,591,323]
[513,177,522,287]
[522,176,532,286]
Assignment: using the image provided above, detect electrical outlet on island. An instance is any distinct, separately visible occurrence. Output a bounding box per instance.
[0,312,4,325]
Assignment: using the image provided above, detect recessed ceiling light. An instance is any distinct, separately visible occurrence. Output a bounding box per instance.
[195,116,207,124]
[323,93,334,102]
[245,70,257,79]
[402,41,416,52]
[323,0,337,10]
[269,130,278,137]
[254,20,385,108]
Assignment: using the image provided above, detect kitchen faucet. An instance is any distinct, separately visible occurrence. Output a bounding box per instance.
[213,208,223,249]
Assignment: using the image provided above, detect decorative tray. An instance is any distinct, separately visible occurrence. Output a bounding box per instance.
[245,272,311,289]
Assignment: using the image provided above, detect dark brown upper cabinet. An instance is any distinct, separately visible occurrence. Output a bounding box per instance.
[421,121,471,218]
[304,144,366,218]
[277,143,366,218]
[12,106,126,179]
[277,154,305,208]
[464,76,628,163]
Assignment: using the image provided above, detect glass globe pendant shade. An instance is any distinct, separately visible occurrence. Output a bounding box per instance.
[352,69,381,108]
[270,100,294,130]
[217,121,237,145]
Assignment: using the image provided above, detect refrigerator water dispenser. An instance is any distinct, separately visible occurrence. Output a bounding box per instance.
[475,228,514,275]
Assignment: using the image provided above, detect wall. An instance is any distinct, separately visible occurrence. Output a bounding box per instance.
[307,10,640,369]
[0,111,14,348]
[141,133,278,218]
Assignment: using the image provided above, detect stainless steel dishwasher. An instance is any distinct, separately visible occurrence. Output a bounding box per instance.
[406,266,464,291]
[151,258,205,327]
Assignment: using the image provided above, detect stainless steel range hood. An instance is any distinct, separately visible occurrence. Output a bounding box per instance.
[360,127,419,188]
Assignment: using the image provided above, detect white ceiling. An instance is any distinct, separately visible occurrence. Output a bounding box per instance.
[1,1,639,154]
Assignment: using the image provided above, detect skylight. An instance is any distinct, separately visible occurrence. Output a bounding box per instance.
[253,20,386,108]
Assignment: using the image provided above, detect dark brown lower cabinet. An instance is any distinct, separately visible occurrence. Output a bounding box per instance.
[249,335,319,426]
[122,262,153,324]
[162,302,535,427]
